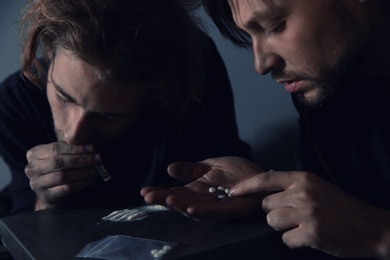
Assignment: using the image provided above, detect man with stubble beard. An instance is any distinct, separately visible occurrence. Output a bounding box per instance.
[141,1,390,259]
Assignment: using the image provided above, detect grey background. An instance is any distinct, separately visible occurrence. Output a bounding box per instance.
[0,1,299,190]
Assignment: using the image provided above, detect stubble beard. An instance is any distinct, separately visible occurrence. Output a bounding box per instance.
[287,2,370,108]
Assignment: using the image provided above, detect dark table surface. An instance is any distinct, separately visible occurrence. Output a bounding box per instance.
[0,206,350,260]
[0,206,296,260]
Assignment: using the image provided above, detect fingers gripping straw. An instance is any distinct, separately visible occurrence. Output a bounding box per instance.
[95,164,112,181]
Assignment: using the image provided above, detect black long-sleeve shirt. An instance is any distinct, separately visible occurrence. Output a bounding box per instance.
[294,77,390,210]
[0,38,251,215]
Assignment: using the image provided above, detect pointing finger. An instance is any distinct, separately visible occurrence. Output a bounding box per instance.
[230,171,298,196]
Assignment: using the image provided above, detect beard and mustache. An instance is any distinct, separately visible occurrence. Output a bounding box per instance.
[272,1,371,108]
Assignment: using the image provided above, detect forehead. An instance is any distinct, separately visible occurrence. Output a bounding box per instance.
[51,49,128,92]
[51,50,101,92]
[228,0,280,25]
[50,50,142,113]
[227,0,339,31]
[228,0,277,14]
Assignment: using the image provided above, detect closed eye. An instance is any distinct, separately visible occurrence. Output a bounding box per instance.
[56,93,71,106]
[266,21,286,36]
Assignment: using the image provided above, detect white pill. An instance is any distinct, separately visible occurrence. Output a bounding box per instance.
[218,195,225,199]
[163,245,172,251]
[209,187,216,193]
[151,249,159,254]
[153,252,162,258]
[224,188,230,194]
[218,186,225,191]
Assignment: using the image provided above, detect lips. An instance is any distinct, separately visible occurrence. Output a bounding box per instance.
[276,79,302,93]
[284,81,301,93]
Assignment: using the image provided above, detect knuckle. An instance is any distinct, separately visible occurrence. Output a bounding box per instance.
[79,154,92,165]
[51,156,64,169]
[296,171,313,183]
[266,211,277,227]
[262,196,271,211]
[26,148,34,160]
[29,179,38,190]
[53,170,66,183]
[281,232,297,248]
[51,142,62,154]
[295,188,317,205]
[281,231,308,249]
[281,223,322,249]
[58,185,71,196]
[24,164,33,177]
[295,190,316,208]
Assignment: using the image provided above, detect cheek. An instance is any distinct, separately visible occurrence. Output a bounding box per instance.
[281,12,346,75]
[280,32,336,77]
[300,31,346,72]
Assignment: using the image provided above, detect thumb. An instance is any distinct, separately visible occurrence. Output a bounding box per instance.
[167,161,211,180]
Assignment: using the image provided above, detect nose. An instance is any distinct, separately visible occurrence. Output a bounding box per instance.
[63,109,93,145]
[252,36,283,75]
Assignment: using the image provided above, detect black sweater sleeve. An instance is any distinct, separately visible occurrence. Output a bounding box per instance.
[0,71,56,215]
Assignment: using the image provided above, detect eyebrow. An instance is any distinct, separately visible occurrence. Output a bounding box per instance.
[245,9,275,30]
[50,70,135,118]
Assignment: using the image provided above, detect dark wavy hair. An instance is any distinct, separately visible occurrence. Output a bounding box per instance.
[19,0,205,113]
[203,0,251,48]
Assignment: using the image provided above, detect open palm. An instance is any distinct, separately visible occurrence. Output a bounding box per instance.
[141,156,267,219]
